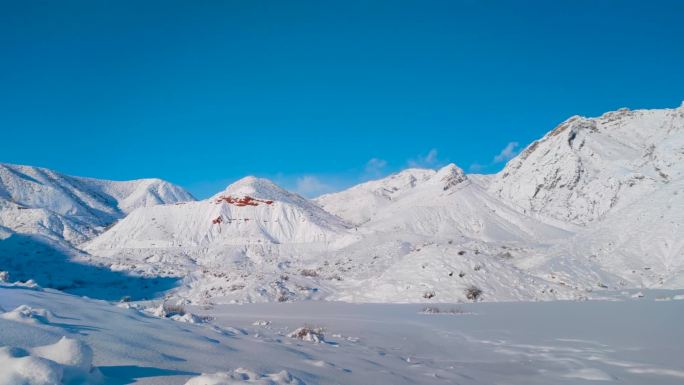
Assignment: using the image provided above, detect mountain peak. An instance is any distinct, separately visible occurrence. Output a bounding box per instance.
[434,163,467,190]
[211,176,300,206]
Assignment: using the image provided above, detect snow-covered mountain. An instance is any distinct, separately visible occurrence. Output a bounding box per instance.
[482,103,684,292]
[84,166,585,304]
[82,177,359,303]
[86,176,352,250]
[489,103,684,225]
[0,163,194,244]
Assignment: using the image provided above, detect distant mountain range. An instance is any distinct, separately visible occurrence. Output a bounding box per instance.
[1,102,683,303]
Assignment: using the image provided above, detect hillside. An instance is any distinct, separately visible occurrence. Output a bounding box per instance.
[0,163,194,244]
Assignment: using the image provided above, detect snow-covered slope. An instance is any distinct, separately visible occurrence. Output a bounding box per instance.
[480,104,684,294]
[547,178,684,289]
[0,163,194,244]
[489,103,684,225]
[320,164,571,243]
[315,168,436,225]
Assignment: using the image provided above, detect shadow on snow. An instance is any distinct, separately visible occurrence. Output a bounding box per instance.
[98,365,198,385]
[0,233,179,301]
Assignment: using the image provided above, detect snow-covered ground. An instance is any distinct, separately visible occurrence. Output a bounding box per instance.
[1,284,683,384]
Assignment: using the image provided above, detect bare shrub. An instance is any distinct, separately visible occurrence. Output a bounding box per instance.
[421,306,441,314]
[230,284,245,291]
[163,302,186,316]
[498,251,513,259]
[464,285,483,301]
[288,326,325,343]
[421,306,466,315]
[300,269,318,277]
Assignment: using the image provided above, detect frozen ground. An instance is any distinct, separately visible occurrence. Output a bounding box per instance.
[1,285,683,385]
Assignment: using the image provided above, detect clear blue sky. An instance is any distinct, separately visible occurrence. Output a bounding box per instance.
[1,1,683,198]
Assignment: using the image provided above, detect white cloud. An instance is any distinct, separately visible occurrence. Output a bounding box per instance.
[408,148,442,168]
[363,158,388,178]
[293,175,336,197]
[493,141,520,163]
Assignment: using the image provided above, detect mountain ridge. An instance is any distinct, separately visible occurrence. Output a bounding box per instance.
[2,103,683,304]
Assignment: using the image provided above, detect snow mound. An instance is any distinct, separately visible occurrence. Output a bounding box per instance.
[0,337,96,385]
[1,305,52,324]
[0,347,63,385]
[145,302,210,323]
[31,337,94,373]
[185,368,304,385]
[170,312,210,324]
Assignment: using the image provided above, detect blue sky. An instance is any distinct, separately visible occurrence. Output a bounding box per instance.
[1,1,683,198]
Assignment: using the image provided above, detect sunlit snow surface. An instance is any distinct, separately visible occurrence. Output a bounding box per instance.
[1,285,683,385]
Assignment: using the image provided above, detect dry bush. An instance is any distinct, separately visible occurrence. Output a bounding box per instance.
[288,326,325,343]
[163,302,186,316]
[498,251,513,259]
[300,269,319,277]
[464,285,483,301]
[421,306,466,315]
